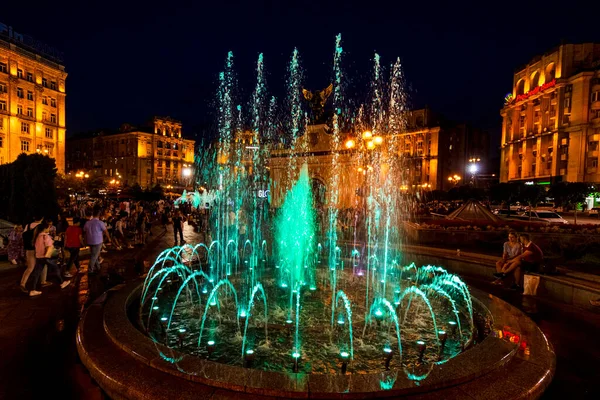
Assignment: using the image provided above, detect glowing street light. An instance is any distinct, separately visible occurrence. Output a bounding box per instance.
[373,135,383,145]
[345,139,356,149]
[362,130,373,139]
[469,164,478,174]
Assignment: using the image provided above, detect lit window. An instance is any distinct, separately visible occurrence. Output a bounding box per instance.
[50,98,56,107]
[27,91,33,101]
[593,91,600,103]
[42,96,48,105]
[17,105,23,115]
[0,137,3,148]
[50,81,57,90]
[0,83,6,93]
[17,69,23,78]
[42,78,47,87]
[21,122,30,133]
[17,87,24,98]
[20,140,29,152]
[50,114,57,123]
[0,100,6,111]
[26,72,33,82]
[45,127,53,138]
[27,108,33,117]
[0,62,7,73]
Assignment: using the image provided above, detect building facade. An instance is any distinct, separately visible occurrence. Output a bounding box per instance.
[0,24,67,171]
[66,117,195,188]
[500,43,600,184]
[269,108,489,208]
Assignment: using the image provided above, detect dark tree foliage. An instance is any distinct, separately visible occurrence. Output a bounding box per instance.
[0,154,59,224]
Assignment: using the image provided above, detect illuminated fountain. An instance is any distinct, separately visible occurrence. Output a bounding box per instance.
[139,35,476,381]
[77,34,555,399]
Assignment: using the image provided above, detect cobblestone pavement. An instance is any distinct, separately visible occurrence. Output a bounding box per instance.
[0,222,599,399]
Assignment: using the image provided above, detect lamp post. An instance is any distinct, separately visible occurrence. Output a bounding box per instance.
[447,174,461,186]
[182,164,193,189]
[346,131,384,203]
[468,157,480,186]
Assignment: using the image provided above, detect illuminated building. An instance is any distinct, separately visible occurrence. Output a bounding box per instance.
[0,22,67,171]
[500,43,600,184]
[270,108,488,207]
[66,117,195,188]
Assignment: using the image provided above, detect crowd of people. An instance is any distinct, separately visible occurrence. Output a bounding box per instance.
[4,197,192,297]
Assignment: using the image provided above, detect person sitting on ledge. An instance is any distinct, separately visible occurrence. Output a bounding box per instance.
[493,233,543,292]
[493,230,522,285]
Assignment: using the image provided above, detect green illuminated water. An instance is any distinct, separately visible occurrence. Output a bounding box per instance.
[140,35,478,382]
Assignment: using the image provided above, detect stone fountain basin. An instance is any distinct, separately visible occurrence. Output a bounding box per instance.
[77,277,555,399]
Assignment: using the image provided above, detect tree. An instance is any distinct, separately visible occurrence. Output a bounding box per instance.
[518,184,545,219]
[131,183,144,200]
[4,154,60,223]
[550,181,592,224]
[489,182,524,216]
[150,184,165,201]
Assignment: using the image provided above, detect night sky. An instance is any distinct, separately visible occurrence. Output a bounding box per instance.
[3,0,599,150]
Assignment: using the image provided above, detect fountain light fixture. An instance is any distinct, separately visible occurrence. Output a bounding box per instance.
[384,346,393,370]
[244,348,256,367]
[151,296,158,301]
[345,139,356,149]
[416,340,426,362]
[340,351,350,374]
[448,320,457,334]
[178,328,186,347]
[438,330,448,353]
[374,309,384,319]
[292,351,301,372]
[309,285,317,291]
[152,306,159,311]
[207,340,216,357]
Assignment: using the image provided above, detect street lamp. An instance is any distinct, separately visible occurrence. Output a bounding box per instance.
[448,174,461,185]
[468,157,481,186]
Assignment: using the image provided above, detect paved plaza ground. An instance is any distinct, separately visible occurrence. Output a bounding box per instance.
[0,223,599,399]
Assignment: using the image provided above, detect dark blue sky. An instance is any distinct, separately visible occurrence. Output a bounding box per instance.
[3,0,599,145]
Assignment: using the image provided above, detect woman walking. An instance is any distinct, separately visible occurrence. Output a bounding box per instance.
[28,220,71,297]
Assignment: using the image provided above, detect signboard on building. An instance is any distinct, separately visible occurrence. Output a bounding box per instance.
[0,22,64,62]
